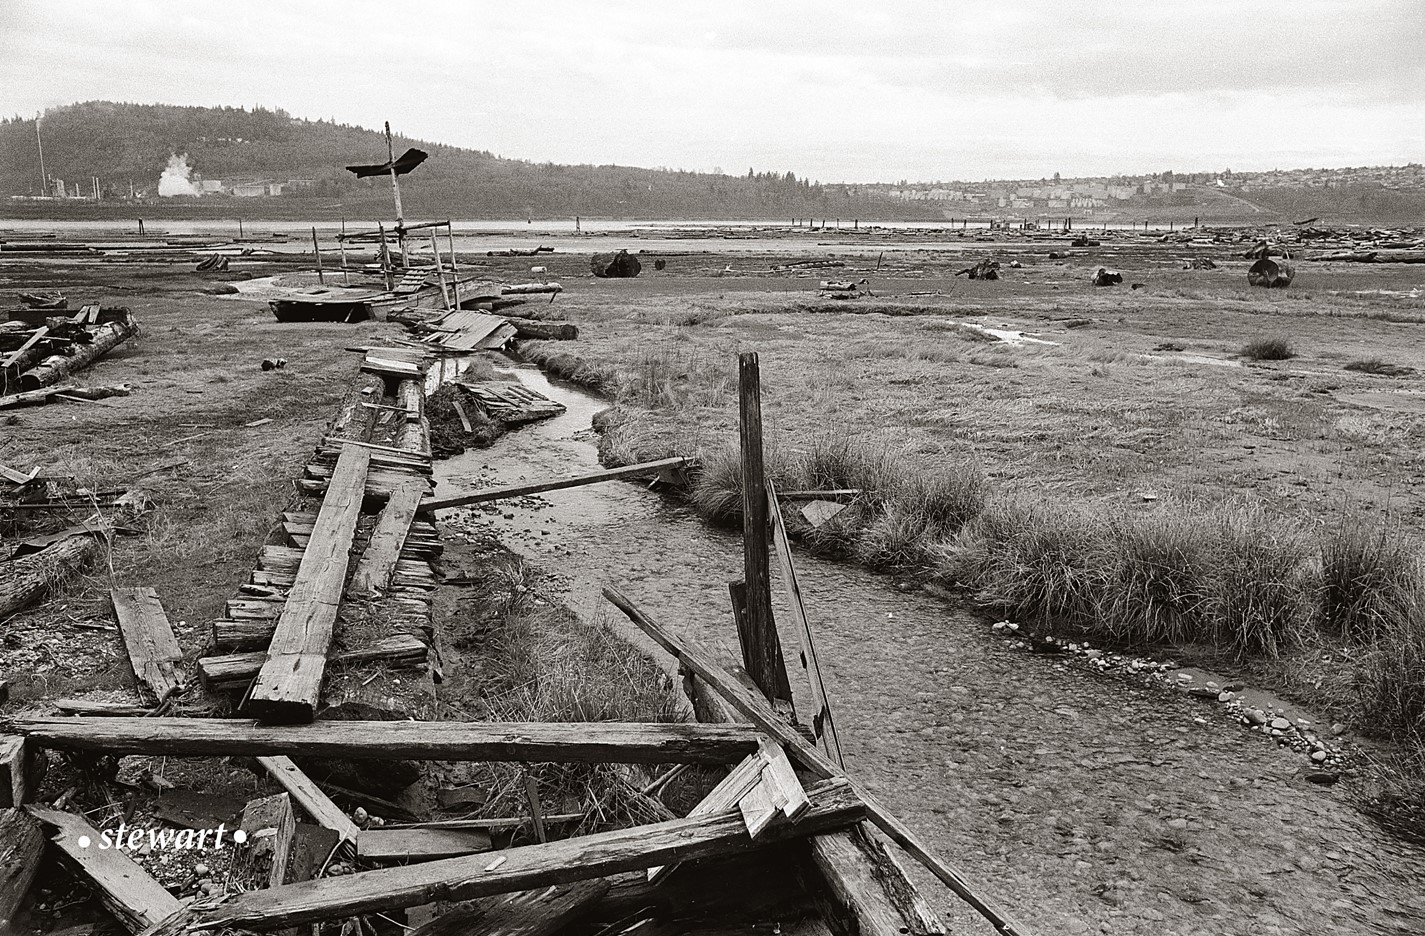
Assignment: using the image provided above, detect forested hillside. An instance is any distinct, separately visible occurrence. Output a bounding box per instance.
[0,102,928,220]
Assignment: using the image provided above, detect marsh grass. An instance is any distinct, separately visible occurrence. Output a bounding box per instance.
[444,551,685,836]
[1319,520,1421,644]
[1344,358,1416,377]
[1241,336,1296,360]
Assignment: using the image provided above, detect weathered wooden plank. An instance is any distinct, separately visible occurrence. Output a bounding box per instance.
[154,777,860,932]
[647,753,764,883]
[240,793,296,888]
[603,586,1027,936]
[357,828,492,862]
[8,717,764,765]
[409,880,610,936]
[809,826,946,936]
[257,756,361,851]
[418,457,691,513]
[766,480,844,767]
[199,634,429,689]
[0,735,43,807]
[110,587,184,705]
[350,478,424,597]
[1,325,48,370]
[756,737,810,822]
[247,444,371,723]
[0,808,44,933]
[26,806,183,933]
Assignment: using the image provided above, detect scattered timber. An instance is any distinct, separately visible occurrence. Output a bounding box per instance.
[0,535,100,620]
[357,828,493,862]
[418,456,691,513]
[603,586,1029,936]
[110,587,184,705]
[257,755,361,852]
[146,778,861,932]
[7,717,765,765]
[26,806,184,934]
[18,310,138,391]
[509,320,578,340]
[409,880,611,936]
[246,444,371,723]
[239,793,296,888]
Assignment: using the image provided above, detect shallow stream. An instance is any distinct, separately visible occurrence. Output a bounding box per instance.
[430,362,1425,935]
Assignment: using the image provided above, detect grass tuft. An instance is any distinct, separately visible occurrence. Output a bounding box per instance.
[1240,336,1296,360]
[1344,358,1415,377]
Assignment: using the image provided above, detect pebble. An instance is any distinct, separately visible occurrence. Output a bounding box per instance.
[1246,709,1268,726]
[1311,750,1328,762]
[1166,818,1189,830]
[1270,718,1291,730]
[193,863,209,876]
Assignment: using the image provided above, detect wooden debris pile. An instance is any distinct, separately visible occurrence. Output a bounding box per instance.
[1,304,138,406]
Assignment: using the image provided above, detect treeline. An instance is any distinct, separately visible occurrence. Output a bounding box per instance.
[0,102,937,220]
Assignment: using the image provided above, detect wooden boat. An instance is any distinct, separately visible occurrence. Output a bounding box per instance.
[269,272,501,322]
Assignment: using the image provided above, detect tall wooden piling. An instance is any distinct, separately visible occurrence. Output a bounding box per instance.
[737,353,794,706]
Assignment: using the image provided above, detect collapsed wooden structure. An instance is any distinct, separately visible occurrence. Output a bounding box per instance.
[0,336,1028,935]
[0,303,137,404]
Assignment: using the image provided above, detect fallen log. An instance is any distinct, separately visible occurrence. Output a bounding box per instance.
[19,311,138,391]
[1248,257,1294,288]
[509,320,578,341]
[603,586,1028,936]
[6,716,765,765]
[501,282,563,295]
[0,535,100,620]
[143,777,860,932]
[418,456,690,513]
[591,250,641,278]
[0,383,80,409]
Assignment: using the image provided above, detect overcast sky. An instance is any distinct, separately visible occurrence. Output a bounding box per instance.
[3,1,1421,183]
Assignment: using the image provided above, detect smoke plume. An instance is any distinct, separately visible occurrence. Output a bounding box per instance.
[158,154,200,197]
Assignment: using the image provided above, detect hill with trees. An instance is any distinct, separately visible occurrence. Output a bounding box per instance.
[0,102,932,220]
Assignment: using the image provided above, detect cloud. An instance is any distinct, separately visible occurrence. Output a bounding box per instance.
[2,0,1420,182]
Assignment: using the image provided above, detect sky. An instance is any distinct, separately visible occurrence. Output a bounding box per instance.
[2,0,1422,183]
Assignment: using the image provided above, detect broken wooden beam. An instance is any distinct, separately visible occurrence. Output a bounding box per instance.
[26,806,184,933]
[0,736,44,807]
[0,808,43,934]
[647,752,765,883]
[409,879,610,936]
[239,792,296,888]
[357,828,492,862]
[110,587,184,705]
[199,635,429,690]
[809,825,946,936]
[418,456,691,513]
[145,777,860,932]
[6,717,765,765]
[257,755,361,852]
[602,585,1027,936]
[247,444,371,723]
[350,477,424,596]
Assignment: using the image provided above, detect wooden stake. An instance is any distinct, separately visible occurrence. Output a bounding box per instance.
[736,352,793,706]
[446,221,460,309]
[311,227,324,286]
[430,229,452,310]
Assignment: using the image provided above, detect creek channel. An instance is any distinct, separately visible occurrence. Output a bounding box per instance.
[428,359,1425,936]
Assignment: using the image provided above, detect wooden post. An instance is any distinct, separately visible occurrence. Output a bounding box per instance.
[339,216,349,286]
[385,121,408,267]
[737,353,793,706]
[430,229,452,310]
[446,221,461,310]
[378,223,393,291]
[311,227,325,286]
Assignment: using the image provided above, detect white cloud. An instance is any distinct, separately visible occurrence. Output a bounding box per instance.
[1,0,1420,181]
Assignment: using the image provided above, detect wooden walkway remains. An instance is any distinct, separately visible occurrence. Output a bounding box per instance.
[2,347,1030,936]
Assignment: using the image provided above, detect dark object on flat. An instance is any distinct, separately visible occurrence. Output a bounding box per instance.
[17,292,66,310]
[654,258,667,271]
[1247,257,1294,288]
[1070,235,1100,247]
[591,249,641,278]
[1092,267,1123,287]
[954,258,1000,280]
[346,148,429,179]
[261,358,288,371]
[196,255,229,272]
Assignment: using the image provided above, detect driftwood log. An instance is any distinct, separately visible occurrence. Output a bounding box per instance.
[509,320,578,341]
[1248,257,1295,288]
[0,535,100,620]
[18,312,137,391]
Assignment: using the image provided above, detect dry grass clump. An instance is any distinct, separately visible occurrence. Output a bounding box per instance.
[1352,587,1425,744]
[444,551,685,835]
[1343,358,1415,377]
[1240,336,1296,360]
[947,502,1314,657]
[516,341,616,392]
[1319,521,1421,644]
[616,343,736,411]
